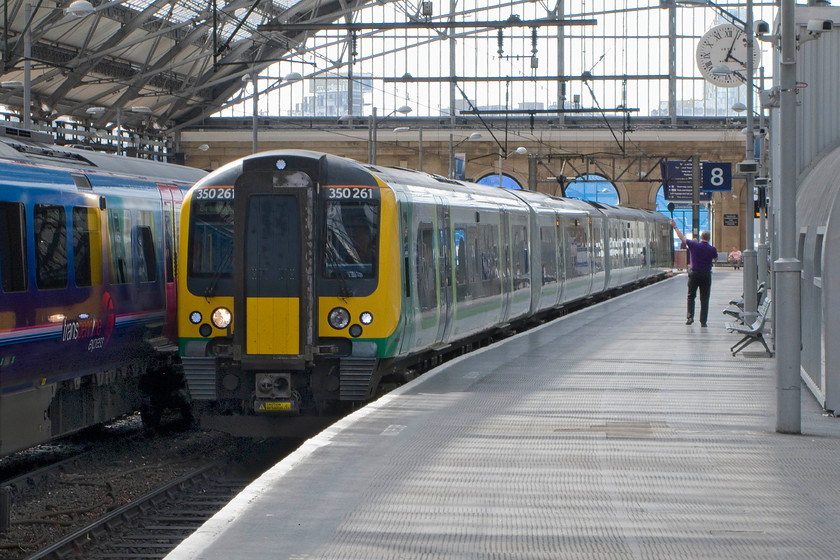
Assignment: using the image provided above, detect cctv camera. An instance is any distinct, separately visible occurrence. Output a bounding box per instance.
[806,19,833,33]
[759,87,780,109]
[755,20,770,35]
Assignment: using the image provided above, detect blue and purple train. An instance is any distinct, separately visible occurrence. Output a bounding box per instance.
[0,126,206,456]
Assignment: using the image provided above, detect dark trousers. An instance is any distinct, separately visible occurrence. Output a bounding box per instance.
[687,270,712,323]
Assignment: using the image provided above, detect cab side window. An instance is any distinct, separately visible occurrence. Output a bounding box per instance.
[0,201,27,293]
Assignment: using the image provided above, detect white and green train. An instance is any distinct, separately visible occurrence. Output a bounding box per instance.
[177,151,672,435]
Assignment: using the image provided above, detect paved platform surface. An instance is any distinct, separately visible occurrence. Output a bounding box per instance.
[167,271,840,560]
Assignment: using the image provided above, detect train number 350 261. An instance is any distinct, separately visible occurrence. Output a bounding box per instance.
[194,188,235,200]
[325,187,374,200]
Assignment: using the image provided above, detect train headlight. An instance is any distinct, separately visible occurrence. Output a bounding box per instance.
[211,307,232,329]
[360,311,373,325]
[189,311,202,324]
[328,307,351,330]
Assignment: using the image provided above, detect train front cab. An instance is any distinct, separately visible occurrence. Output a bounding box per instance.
[179,153,402,422]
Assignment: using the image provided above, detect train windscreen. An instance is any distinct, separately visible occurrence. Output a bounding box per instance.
[322,188,380,281]
[188,192,234,297]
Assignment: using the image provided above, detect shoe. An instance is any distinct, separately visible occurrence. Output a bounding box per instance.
[686,317,693,325]
[701,322,707,328]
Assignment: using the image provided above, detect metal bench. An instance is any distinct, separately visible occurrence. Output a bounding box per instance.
[726,297,773,357]
[722,282,767,324]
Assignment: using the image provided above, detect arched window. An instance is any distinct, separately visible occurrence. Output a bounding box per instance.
[564,174,619,206]
[476,173,523,190]
[655,185,710,250]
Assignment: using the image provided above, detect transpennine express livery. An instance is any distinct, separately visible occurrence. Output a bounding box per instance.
[177,150,672,436]
[0,127,206,455]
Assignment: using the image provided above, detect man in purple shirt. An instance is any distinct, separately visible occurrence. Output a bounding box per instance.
[671,220,718,327]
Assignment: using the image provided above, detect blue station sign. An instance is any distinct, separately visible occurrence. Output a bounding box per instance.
[660,160,732,201]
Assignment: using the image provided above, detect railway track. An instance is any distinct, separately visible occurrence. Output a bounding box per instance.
[0,417,300,560]
[25,462,251,559]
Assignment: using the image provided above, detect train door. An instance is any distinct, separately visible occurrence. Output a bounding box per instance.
[435,202,453,344]
[232,162,315,368]
[397,193,417,355]
[587,217,598,296]
[555,211,566,304]
[157,184,183,340]
[499,210,512,322]
[414,215,438,348]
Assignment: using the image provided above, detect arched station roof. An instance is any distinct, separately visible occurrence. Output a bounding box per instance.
[1,1,783,140]
[0,0,369,132]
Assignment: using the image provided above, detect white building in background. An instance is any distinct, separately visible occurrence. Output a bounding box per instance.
[294,75,373,117]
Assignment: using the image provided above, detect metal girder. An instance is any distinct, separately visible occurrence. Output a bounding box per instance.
[538,154,671,186]
[384,75,669,83]
[0,0,319,132]
[259,18,597,32]
[44,0,172,109]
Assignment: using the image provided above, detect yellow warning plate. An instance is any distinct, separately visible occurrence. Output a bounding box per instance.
[260,401,292,411]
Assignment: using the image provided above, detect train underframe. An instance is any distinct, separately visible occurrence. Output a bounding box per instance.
[0,347,190,456]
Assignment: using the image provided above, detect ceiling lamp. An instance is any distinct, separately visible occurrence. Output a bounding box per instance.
[66,0,95,17]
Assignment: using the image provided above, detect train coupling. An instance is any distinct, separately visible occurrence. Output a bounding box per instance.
[254,373,298,414]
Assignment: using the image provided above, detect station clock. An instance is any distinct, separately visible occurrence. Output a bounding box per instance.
[696,23,760,88]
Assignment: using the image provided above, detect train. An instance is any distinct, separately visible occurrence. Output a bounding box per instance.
[0,126,206,456]
[177,150,673,436]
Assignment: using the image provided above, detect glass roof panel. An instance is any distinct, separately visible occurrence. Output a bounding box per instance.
[216,1,780,120]
[123,0,305,26]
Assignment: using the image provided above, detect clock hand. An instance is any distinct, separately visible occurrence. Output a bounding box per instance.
[723,34,739,63]
[726,53,746,67]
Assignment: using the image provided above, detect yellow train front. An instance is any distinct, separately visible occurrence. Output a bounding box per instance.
[178,150,672,434]
[178,151,404,432]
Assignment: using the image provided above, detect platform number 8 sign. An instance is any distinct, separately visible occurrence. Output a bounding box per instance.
[702,162,732,192]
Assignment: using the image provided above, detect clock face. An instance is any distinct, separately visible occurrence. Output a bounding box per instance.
[696,23,761,88]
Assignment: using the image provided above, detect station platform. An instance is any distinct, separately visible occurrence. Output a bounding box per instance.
[166,270,840,560]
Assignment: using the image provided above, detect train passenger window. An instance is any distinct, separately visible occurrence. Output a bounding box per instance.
[512,225,529,289]
[108,209,133,284]
[591,222,604,273]
[455,227,467,296]
[416,224,437,311]
[72,207,101,287]
[135,226,157,283]
[0,202,27,293]
[565,222,589,278]
[135,211,156,283]
[540,226,557,285]
[454,225,478,302]
[476,223,501,297]
[34,204,68,290]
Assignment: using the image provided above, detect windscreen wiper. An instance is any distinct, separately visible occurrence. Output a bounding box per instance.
[204,245,233,300]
